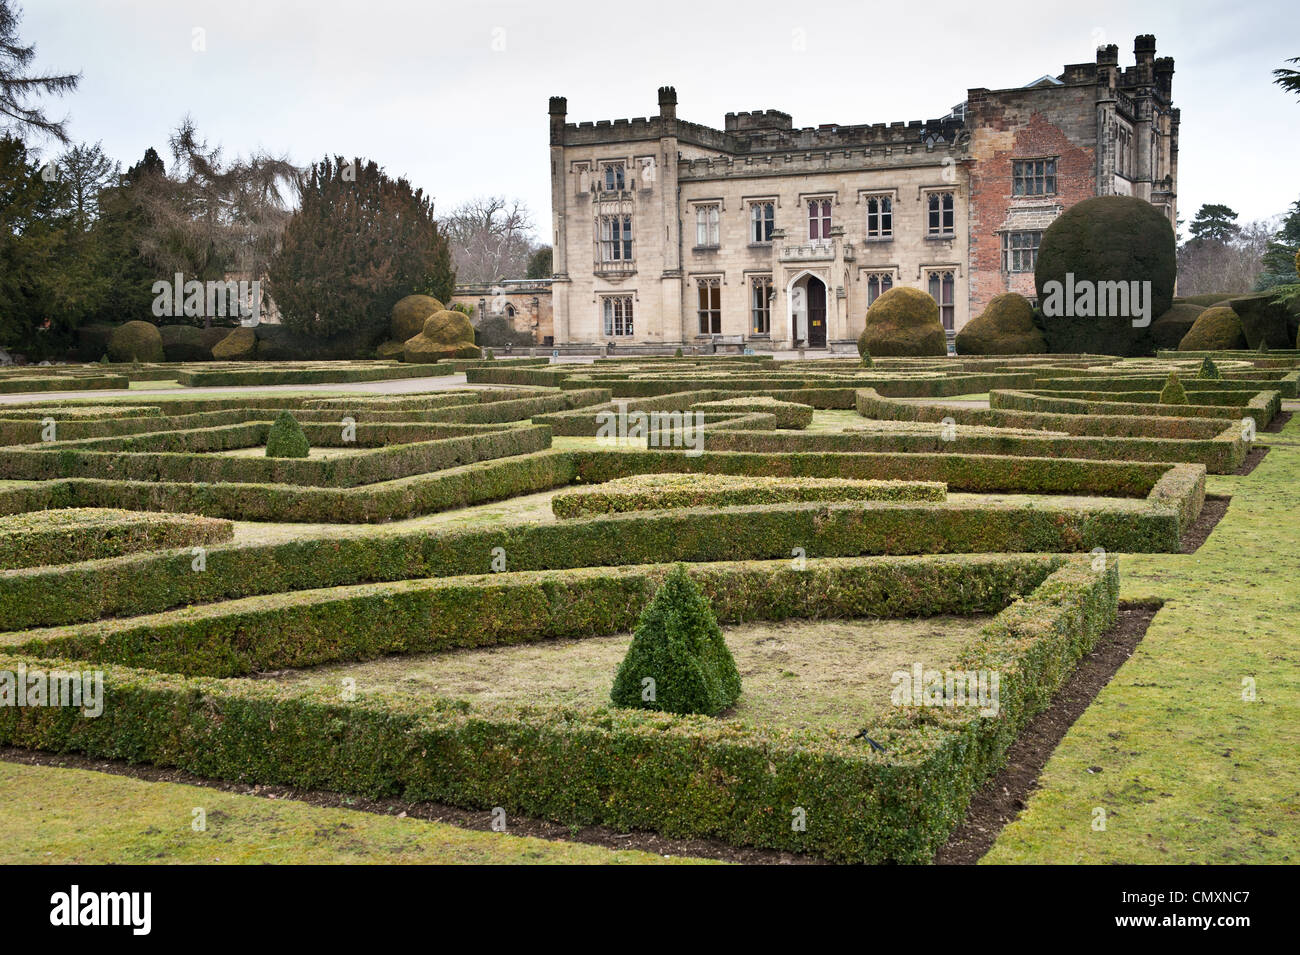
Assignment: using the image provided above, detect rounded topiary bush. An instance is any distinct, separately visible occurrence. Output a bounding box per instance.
[375,340,405,360]
[107,321,165,363]
[265,410,310,459]
[1176,293,1235,308]
[955,293,1046,355]
[158,325,211,362]
[610,564,741,717]
[391,294,444,342]
[1034,195,1175,356]
[1150,303,1206,351]
[1159,371,1188,405]
[211,326,258,360]
[74,323,117,361]
[423,309,475,345]
[858,286,947,357]
[1226,293,1299,350]
[1178,306,1246,351]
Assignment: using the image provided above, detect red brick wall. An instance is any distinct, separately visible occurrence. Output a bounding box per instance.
[966,86,1098,317]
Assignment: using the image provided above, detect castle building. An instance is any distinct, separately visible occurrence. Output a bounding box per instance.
[547,36,1177,350]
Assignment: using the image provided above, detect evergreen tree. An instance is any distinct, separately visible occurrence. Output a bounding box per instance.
[266,156,454,340]
[1256,198,1300,291]
[526,246,552,280]
[0,1,79,142]
[1187,203,1240,244]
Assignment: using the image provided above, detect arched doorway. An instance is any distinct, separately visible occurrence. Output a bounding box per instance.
[787,273,828,348]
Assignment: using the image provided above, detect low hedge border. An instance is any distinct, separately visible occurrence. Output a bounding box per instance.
[989,389,1281,428]
[1030,373,1300,400]
[0,456,1198,629]
[551,473,945,518]
[0,375,129,394]
[3,554,1061,676]
[852,389,1245,472]
[0,508,232,571]
[173,364,446,387]
[691,397,814,429]
[0,447,579,531]
[0,425,552,489]
[0,556,1117,862]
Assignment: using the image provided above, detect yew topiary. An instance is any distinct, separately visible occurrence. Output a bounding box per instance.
[858,286,947,357]
[107,321,165,363]
[610,564,741,716]
[1178,306,1246,351]
[955,293,1047,355]
[211,326,258,360]
[1197,357,1221,380]
[1150,303,1206,351]
[391,294,444,341]
[158,325,211,362]
[1159,371,1188,405]
[265,410,310,458]
[1034,195,1175,356]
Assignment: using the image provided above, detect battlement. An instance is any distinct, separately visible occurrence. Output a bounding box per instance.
[724,110,793,132]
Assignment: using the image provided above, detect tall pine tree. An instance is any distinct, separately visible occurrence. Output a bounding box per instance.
[266,156,454,341]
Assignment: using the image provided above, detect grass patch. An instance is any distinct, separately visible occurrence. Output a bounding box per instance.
[271,614,991,735]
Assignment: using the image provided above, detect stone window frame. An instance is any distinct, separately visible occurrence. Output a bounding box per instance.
[924,267,959,331]
[695,275,724,336]
[799,191,837,245]
[1012,157,1058,197]
[1000,229,1042,273]
[747,197,778,245]
[859,268,896,307]
[692,201,722,249]
[599,160,628,193]
[601,294,635,338]
[922,189,956,238]
[748,273,774,336]
[596,213,634,266]
[858,190,896,241]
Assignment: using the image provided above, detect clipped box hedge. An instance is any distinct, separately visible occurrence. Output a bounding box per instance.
[990,388,1281,428]
[3,554,1060,676]
[0,375,129,394]
[691,396,814,429]
[551,473,945,519]
[173,364,446,387]
[0,458,1199,629]
[0,508,232,570]
[0,557,1118,862]
[0,425,552,488]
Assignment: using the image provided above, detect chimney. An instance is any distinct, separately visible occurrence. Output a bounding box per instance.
[658,86,677,121]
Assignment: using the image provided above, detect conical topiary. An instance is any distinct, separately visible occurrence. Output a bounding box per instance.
[1258,339,1270,354]
[265,410,310,458]
[610,564,741,716]
[1159,371,1188,405]
[1197,357,1221,380]
[860,347,873,369]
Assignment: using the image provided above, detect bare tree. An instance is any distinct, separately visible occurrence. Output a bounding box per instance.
[136,117,302,304]
[1177,219,1276,296]
[440,196,536,284]
[0,1,79,143]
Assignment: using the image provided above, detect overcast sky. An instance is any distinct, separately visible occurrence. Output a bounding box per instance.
[20,0,1300,240]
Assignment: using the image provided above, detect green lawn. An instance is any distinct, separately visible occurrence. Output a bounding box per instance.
[986,416,1300,863]
[0,761,711,865]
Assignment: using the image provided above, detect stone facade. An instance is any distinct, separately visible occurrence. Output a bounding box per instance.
[548,36,1177,348]
[449,280,555,345]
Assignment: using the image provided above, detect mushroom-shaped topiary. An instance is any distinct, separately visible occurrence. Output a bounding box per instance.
[955,293,1047,355]
[211,326,258,360]
[858,286,947,357]
[1197,357,1222,380]
[391,294,445,342]
[1159,371,1188,405]
[1034,195,1175,356]
[107,321,165,363]
[610,564,741,716]
[1150,303,1206,351]
[1178,306,1247,351]
[402,309,480,362]
[265,410,310,458]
